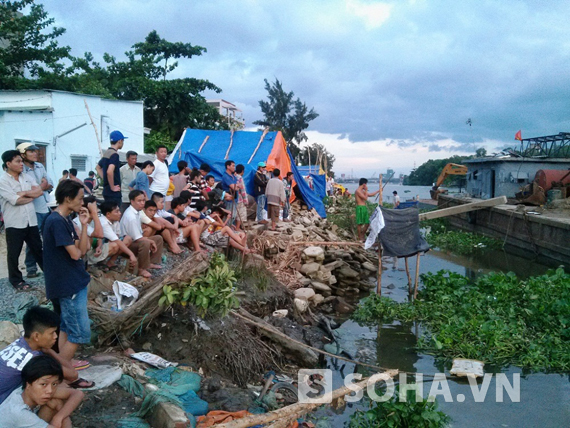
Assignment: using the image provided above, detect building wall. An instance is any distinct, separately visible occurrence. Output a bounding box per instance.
[0,91,143,187]
[466,159,570,199]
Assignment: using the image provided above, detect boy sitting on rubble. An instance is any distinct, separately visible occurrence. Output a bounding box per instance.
[99,201,138,269]
[120,190,164,278]
[140,198,183,255]
[0,355,84,428]
[0,306,91,405]
[195,201,252,253]
[164,197,206,252]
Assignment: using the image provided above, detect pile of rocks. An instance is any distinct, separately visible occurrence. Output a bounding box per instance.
[249,206,380,311]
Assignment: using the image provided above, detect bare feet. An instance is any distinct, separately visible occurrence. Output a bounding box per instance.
[140,269,152,278]
[149,264,162,270]
[169,244,183,254]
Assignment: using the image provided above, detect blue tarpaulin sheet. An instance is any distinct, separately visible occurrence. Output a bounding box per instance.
[168,129,326,217]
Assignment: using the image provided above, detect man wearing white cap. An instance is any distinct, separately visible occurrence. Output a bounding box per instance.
[18,143,53,278]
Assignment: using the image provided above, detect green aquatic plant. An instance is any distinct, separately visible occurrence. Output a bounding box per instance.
[348,387,451,428]
[352,268,570,371]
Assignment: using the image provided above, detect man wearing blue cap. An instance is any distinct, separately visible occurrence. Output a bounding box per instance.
[97,130,126,205]
[253,162,268,224]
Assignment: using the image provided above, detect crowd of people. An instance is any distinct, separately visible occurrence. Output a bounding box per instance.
[0,130,300,425]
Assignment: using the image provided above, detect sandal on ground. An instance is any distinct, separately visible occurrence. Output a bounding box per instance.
[26,272,40,278]
[69,378,95,389]
[72,360,91,371]
[13,281,32,291]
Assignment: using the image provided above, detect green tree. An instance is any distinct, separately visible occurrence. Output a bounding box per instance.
[0,0,71,88]
[63,31,227,140]
[297,142,335,176]
[253,78,319,157]
[404,155,468,186]
[476,147,487,157]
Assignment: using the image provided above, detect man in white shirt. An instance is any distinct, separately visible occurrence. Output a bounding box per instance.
[393,191,401,208]
[149,145,170,208]
[99,201,138,269]
[120,190,164,278]
[0,150,44,290]
[18,143,53,279]
[119,151,140,213]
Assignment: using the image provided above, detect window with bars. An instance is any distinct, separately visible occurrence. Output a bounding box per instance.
[70,156,87,172]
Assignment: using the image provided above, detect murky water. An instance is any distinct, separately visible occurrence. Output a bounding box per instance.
[315,249,570,427]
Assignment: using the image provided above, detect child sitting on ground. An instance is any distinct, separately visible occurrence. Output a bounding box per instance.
[196,203,252,254]
[0,355,84,427]
[0,306,93,405]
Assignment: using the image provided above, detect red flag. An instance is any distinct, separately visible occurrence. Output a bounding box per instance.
[515,130,522,141]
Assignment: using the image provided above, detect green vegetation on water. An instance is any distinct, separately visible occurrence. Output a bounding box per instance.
[353,268,570,371]
[348,388,451,428]
[421,217,502,255]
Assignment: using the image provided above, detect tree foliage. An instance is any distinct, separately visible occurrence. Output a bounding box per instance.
[0,0,71,88]
[297,142,335,175]
[1,2,227,140]
[404,155,467,186]
[253,78,319,158]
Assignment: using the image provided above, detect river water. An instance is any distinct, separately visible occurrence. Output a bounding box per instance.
[314,249,570,427]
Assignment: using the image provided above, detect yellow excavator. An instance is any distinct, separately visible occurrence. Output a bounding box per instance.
[430,163,468,200]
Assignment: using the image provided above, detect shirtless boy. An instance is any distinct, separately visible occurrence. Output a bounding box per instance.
[355,178,380,242]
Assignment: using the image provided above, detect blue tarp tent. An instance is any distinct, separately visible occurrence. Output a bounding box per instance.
[167,129,326,217]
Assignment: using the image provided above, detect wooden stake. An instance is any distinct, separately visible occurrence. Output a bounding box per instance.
[413,252,421,299]
[198,135,210,153]
[376,173,383,295]
[247,128,269,164]
[224,128,235,159]
[84,99,103,157]
[405,257,412,295]
[288,241,363,247]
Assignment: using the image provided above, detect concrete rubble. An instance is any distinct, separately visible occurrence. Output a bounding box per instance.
[249,205,379,313]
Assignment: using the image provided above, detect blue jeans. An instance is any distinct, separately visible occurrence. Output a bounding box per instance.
[224,200,237,226]
[58,287,91,344]
[283,200,290,220]
[256,195,266,221]
[25,211,49,275]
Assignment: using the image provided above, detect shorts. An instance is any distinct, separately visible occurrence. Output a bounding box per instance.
[237,202,248,223]
[86,242,110,264]
[175,230,187,244]
[200,230,229,247]
[356,205,370,225]
[267,204,280,223]
[58,286,91,344]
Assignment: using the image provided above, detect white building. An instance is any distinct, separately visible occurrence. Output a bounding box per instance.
[0,90,144,182]
[206,99,245,128]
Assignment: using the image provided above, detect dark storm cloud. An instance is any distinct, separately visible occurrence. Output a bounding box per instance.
[41,0,570,149]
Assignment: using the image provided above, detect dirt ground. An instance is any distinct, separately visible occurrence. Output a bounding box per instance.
[71,384,139,428]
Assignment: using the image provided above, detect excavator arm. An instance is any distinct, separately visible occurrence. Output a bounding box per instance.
[430,163,468,200]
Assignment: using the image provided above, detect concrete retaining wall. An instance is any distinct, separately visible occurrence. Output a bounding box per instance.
[438,195,570,267]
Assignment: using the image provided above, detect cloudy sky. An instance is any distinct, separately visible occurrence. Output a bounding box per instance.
[42,0,570,176]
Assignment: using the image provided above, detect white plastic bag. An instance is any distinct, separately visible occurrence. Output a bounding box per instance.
[112,281,139,310]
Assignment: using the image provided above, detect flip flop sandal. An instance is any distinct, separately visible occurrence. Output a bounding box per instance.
[69,378,95,389]
[72,360,91,371]
[13,282,32,292]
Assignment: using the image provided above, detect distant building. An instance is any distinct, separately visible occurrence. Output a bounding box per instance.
[0,90,144,184]
[206,99,245,129]
[465,132,570,199]
[464,158,570,198]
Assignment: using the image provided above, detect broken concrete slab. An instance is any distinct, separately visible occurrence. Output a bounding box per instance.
[80,364,123,390]
[294,287,316,301]
[300,262,321,276]
[147,401,192,428]
[303,246,325,261]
